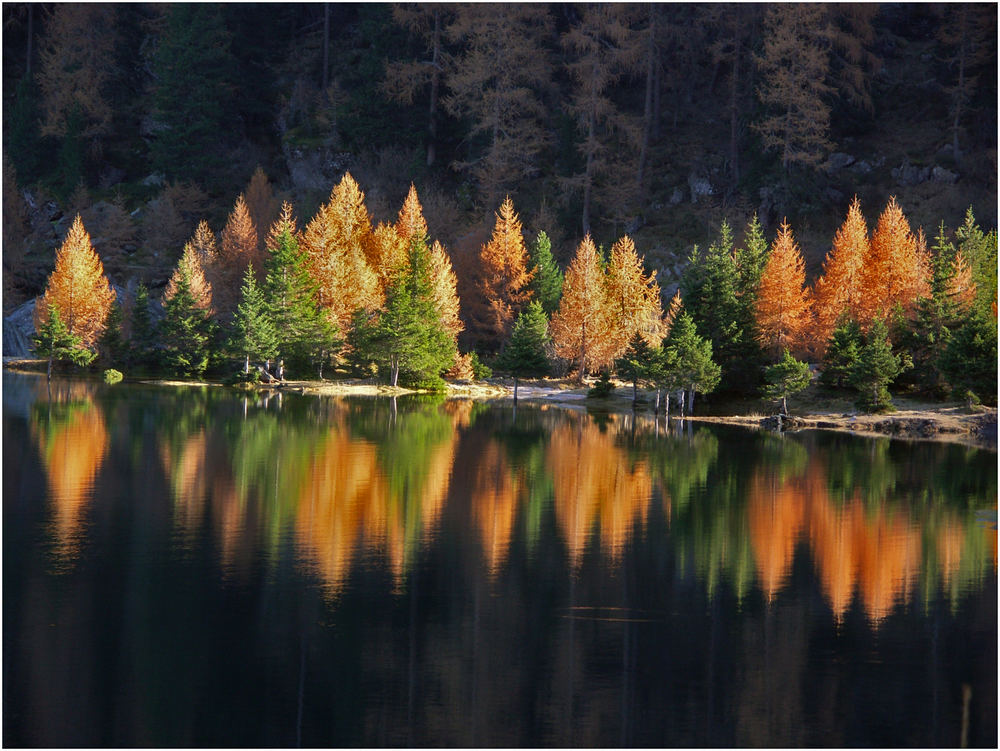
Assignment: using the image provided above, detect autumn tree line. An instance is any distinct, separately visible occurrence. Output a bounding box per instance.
[32,168,997,411]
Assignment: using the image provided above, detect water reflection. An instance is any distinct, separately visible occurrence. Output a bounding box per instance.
[4,373,997,747]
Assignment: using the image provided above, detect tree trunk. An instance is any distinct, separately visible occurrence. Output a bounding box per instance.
[47,353,52,381]
[665,391,670,421]
[654,388,660,415]
[513,375,519,404]
[676,389,684,419]
[632,377,638,408]
[688,386,695,415]
[244,354,250,374]
[391,357,400,388]
[427,8,441,167]
[780,394,787,416]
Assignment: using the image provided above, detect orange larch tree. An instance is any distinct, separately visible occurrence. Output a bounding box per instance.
[35,215,115,346]
[302,172,381,330]
[663,290,683,335]
[944,249,977,315]
[428,240,464,342]
[367,222,409,293]
[395,183,429,245]
[244,166,281,255]
[210,194,260,319]
[861,197,931,323]
[754,219,812,359]
[605,235,664,356]
[812,196,870,350]
[163,241,213,314]
[550,234,613,381]
[476,196,534,344]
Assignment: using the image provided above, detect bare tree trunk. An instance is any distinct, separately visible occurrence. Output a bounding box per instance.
[244,354,250,374]
[688,386,695,415]
[513,375,519,404]
[654,388,660,415]
[577,325,587,385]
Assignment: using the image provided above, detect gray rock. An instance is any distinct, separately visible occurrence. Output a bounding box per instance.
[141,173,166,188]
[669,188,684,205]
[3,299,37,358]
[825,152,856,172]
[892,160,931,186]
[852,160,873,174]
[688,172,713,203]
[931,165,958,183]
[625,215,644,234]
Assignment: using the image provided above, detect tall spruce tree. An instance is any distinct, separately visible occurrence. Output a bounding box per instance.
[231,262,278,376]
[615,331,656,407]
[663,311,721,415]
[161,262,214,377]
[763,349,812,415]
[33,304,95,379]
[128,283,158,371]
[850,319,911,413]
[527,231,563,316]
[496,300,550,403]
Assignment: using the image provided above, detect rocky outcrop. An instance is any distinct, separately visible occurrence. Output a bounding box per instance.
[3,299,36,358]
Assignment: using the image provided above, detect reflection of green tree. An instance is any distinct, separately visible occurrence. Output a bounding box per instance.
[31,399,95,458]
[497,416,555,555]
[821,435,899,505]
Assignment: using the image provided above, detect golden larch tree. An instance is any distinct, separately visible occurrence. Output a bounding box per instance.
[244,166,281,255]
[210,194,259,319]
[861,197,931,323]
[945,249,977,315]
[550,234,613,381]
[302,172,381,330]
[755,219,812,359]
[605,235,664,355]
[163,241,213,313]
[812,196,870,350]
[663,290,683,335]
[265,202,300,250]
[428,240,464,341]
[367,222,410,293]
[476,196,534,343]
[395,183,429,245]
[35,215,115,346]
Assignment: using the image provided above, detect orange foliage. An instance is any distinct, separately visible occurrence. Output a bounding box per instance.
[754,219,812,359]
[367,222,409,291]
[395,183,429,244]
[302,173,381,330]
[860,197,931,323]
[663,290,683,336]
[429,240,464,340]
[550,234,614,378]
[812,197,870,350]
[163,241,213,313]
[244,166,280,254]
[469,441,522,575]
[35,215,115,346]
[265,202,301,250]
[605,235,664,353]
[945,249,977,315]
[746,470,807,601]
[210,194,260,318]
[476,196,534,342]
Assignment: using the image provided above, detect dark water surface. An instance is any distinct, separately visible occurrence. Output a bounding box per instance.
[3,372,997,747]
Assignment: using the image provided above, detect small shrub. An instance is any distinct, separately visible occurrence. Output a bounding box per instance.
[224,369,261,387]
[103,368,123,384]
[587,371,614,398]
[470,352,492,380]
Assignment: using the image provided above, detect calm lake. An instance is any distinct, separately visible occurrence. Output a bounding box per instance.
[3,371,996,747]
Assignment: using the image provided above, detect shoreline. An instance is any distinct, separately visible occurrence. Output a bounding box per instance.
[5,360,996,448]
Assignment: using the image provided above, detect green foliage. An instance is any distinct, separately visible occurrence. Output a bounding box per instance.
[663,311,722,396]
[161,264,214,377]
[955,208,998,319]
[33,304,95,369]
[55,108,84,200]
[615,331,656,400]
[939,310,998,406]
[356,239,456,387]
[850,319,911,413]
[97,300,127,368]
[230,262,278,373]
[496,300,550,379]
[128,283,159,371]
[680,220,761,392]
[587,370,614,398]
[150,4,237,185]
[734,214,770,297]
[6,75,42,183]
[103,368,123,384]
[763,349,812,411]
[469,351,493,380]
[820,317,863,389]
[527,231,563,315]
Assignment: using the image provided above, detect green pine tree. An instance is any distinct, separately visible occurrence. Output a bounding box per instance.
[5,75,42,183]
[763,348,812,415]
[33,303,95,379]
[231,262,279,376]
[496,299,550,402]
[361,239,456,388]
[820,317,863,390]
[527,231,564,315]
[161,263,214,377]
[939,309,997,406]
[97,299,127,368]
[734,213,770,298]
[128,283,159,371]
[954,208,998,320]
[663,311,722,415]
[615,331,656,407]
[850,319,911,413]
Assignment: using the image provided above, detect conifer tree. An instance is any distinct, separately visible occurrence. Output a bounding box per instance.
[615,331,656,407]
[550,234,612,382]
[128,282,158,370]
[303,173,381,330]
[527,231,563,316]
[475,196,534,345]
[428,240,463,343]
[164,242,213,314]
[368,222,410,292]
[496,300,551,403]
[264,203,338,375]
[662,310,721,415]
[97,300,126,368]
[734,213,770,300]
[861,197,931,324]
[939,309,997,405]
[395,183,429,245]
[35,215,115,347]
[755,219,812,359]
[605,235,664,357]
[763,349,812,415]
[231,262,278,376]
[244,166,280,255]
[954,208,997,319]
[33,304,95,379]
[850,319,910,412]
[813,197,870,349]
[161,260,214,377]
[819,317,863,390]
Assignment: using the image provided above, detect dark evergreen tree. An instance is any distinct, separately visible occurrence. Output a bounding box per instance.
[615,330,655,407]
[663,311,722,415]
[33,304,94,379]
[496,299,550,402]
[733,213,770,297]
[96,299,126,368]
[954,208,998,319]
[850,318,911,413]
[939,310,998,405]
[5,75,42,183]
[820,316,863,390]
[527,231,564,315]
[150,4,237,185]
[128,283,159,371]
[231,262,278,375]
[763,348,812,415]
[161,263,213,377]
[359,239,456,388]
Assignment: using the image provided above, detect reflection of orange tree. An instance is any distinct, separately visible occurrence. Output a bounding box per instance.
[31,394,108,562]
[547,414,652,568]
[745,454,994,625]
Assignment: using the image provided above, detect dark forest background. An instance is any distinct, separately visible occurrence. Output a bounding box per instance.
[3,3,997,310]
